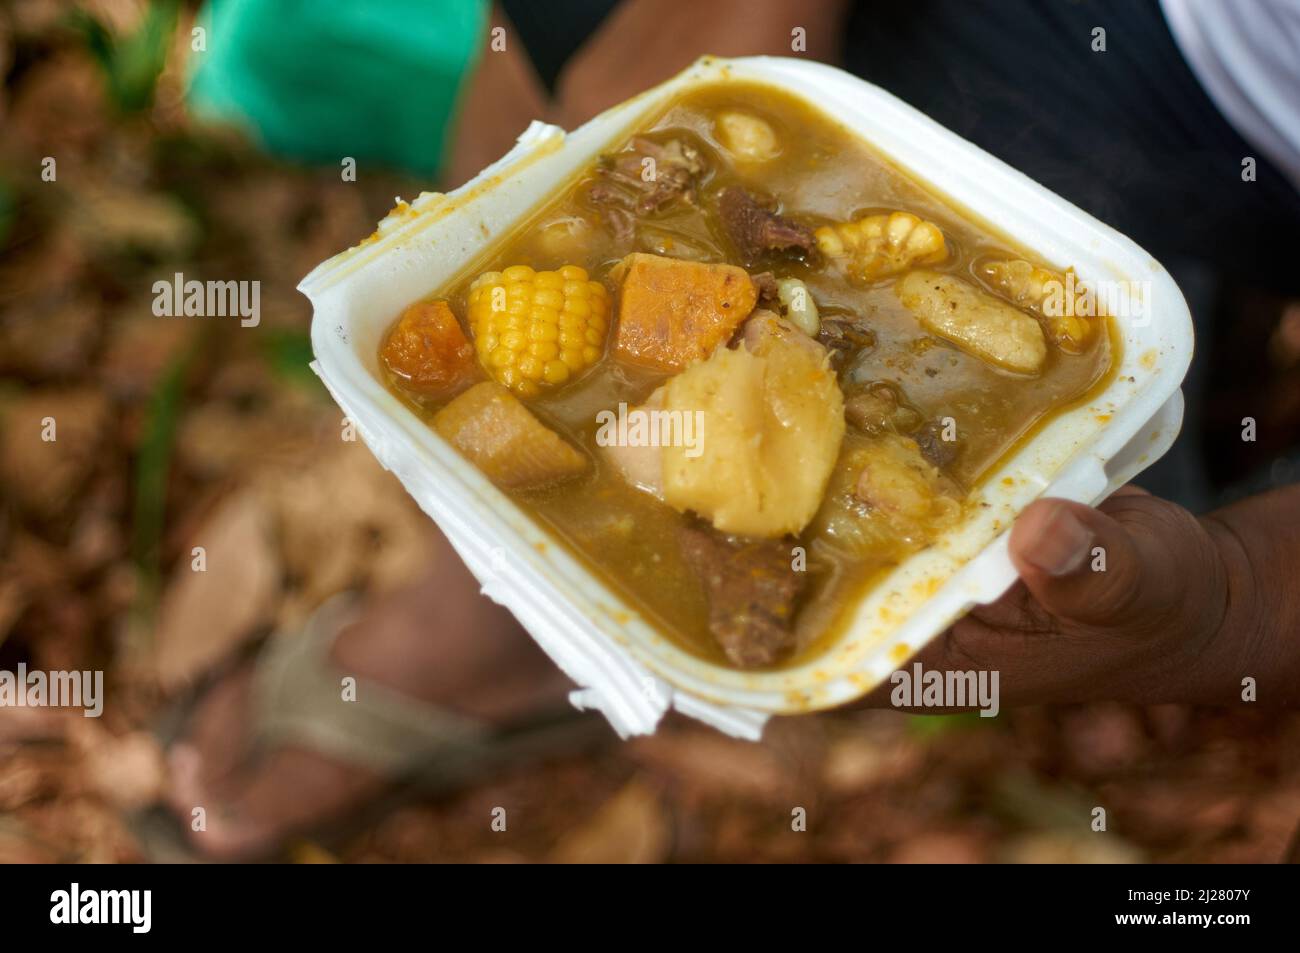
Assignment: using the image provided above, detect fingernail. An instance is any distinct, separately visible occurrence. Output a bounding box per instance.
[1025,506,1093,576]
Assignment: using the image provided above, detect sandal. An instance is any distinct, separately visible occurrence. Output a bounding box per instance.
[138,594,610,860]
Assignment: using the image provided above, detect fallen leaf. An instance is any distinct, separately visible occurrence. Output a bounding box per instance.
[0,388,111,518]
[153,488,279,689]
[888,830,989,864]
[999,830,1143,864]
[628,727,793,804]
[69,721,166,810]
[549,778,669,864]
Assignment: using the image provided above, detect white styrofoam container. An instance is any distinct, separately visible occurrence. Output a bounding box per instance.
[300,56,1193,740]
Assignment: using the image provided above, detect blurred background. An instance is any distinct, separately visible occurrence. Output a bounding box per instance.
[1,0,1298,863]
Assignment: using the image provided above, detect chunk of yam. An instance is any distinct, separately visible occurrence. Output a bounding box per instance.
[612,253,757,372]
[434,382,588,489]
[660,328,844,538]
[897,270,1046,374]
[380,300,479,399]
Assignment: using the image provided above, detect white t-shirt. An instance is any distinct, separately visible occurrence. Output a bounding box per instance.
[1162,0,1300,193]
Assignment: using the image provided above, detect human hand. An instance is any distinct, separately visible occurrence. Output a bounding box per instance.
[867,484,1300,710]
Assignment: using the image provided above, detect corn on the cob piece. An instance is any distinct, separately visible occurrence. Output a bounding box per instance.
[814,211,946,283]
[467,264,610,398]
[980,259,1095,353]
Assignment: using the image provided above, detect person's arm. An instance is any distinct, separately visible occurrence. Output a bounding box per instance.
[552,0,850,128]
[868,484,1300,708]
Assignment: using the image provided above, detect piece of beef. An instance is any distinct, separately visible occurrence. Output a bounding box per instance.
[749,270,780,306]
[590,137,705,220]
[913,417,959,470]
[586,184,637,243]
[816,317,875,369]
[716,187,815,265]
[679,525,806,668]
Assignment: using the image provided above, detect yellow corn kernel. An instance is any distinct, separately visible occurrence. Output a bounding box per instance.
[981,259,1097,353]
[543,360,570,384]
[814,211,946,283]
[468,266,610,397]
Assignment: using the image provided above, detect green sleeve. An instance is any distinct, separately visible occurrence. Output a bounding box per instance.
[188,0,490,177]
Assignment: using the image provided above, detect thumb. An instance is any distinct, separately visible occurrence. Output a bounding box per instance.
[1007,491,1226,638]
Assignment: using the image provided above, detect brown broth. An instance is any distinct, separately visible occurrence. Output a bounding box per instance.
[383,80,1114,668]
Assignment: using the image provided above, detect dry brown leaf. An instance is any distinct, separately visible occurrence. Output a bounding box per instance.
[68,721,166,810]
[264,441,436,630]
[888,830,989,864]
[175,393,324,479]
[5,51,106,156]
[0,706,68,746]
[23,796,143,863]
[0,823,60,864]
[98,312,196,399]
[0,293,102,379]
[549,778,669,864]
[0,388,111,518]
[64,181,199,256]
[821,735,923,793]
[153,488,279,689]
[628,728,793,804]
[0,749,62,810]
[999,830,1144,864]
[288,839,341,864]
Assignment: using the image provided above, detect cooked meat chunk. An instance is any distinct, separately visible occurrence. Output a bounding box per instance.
[843,383,921,435]
[590,137,704,218]
[816,211,947,283]
[679,525,804,668]
[816,317,875,367]
[584,188,636,243]
[749,270,780,306]
[380,300,480,399]
[611,253,757,371]
[434,382,589,489]
[897,270,1047,374]
[717,187,815,265]
[913,417,959,469]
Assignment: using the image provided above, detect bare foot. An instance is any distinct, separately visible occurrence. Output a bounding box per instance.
[166,533,574,860]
